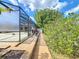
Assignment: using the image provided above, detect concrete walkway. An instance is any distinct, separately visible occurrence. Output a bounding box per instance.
[32,33,52,59]
[38,33,52,59]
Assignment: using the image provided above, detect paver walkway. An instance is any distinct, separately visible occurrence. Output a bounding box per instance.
[0,33,52,59]
[0,34,38,59]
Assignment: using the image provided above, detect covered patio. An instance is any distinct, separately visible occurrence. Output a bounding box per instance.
[0,1,34,42]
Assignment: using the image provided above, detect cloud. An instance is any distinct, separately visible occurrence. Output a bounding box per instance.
[29,3,35,11]
[52,2,68,10]
[17,0,68,11]
[65,5,79,15]
[9,0,18,5]
[18,0,60,11]
[8,0,68,11]
[9,0,67,11]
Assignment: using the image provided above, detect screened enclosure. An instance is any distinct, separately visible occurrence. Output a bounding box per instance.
[0,1,34,42]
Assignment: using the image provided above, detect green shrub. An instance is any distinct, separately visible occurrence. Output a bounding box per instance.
[35,9,79,58]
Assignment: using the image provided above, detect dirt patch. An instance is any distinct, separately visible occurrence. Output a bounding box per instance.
[0,48,5,52]
[3,50,25,59]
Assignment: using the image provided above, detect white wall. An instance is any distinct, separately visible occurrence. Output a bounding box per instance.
[0,11,19,31]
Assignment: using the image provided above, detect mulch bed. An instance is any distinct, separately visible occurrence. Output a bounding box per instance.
[3,50,25,59]
[0,48,5,52]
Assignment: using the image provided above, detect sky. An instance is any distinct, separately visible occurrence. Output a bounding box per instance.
[0,0,79,31]
[1,0,79,20]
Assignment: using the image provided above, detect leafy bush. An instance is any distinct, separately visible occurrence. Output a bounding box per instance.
[35,9,79,58]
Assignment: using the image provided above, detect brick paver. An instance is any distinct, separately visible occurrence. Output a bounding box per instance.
[0,35,38,59]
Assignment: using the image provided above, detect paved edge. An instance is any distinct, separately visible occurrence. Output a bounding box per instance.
[32,33,52,59]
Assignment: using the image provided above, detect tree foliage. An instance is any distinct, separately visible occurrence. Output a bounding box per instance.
[0,8,12,12]
[35,9,63,31]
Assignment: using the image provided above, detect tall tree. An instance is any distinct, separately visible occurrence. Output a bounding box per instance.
[35,9,63,31]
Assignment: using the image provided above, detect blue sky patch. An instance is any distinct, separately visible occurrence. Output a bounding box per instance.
[1,0,79,22]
